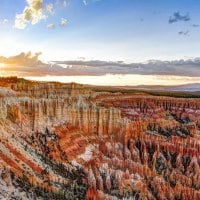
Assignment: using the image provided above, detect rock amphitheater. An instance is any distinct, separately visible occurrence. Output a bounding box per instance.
[0,77,199,199]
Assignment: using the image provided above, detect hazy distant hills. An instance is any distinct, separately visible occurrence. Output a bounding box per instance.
[163,83,200,92]
[111,83,200,92]
[90,83,200,98]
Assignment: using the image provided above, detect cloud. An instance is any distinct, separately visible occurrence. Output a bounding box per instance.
[60,18,67,27]
[178,30,190,36]
[46,3,54,14]
[82,0,102,5]
[14,0,45,29]
[0,52,43,67]
[169,12,190,24]
[1,52,200,77]
[192,24,200,27]
[47,23,55,29]
[83,0,89,5]
[13,0,99,29]
[63,0,68,7]
[51,59,200,77]
[1,19,9,25]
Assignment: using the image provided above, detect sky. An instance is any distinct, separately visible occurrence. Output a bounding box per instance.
[0,0,200,86]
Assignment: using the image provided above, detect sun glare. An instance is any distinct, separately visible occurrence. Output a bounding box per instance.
[24,74,200,86]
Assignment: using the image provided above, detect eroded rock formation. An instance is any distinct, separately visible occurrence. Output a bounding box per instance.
[0,77,199,199]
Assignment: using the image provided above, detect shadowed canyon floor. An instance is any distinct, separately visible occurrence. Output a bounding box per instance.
[0,77,199,200]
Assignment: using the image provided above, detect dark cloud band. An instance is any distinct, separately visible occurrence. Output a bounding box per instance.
[0,52,200,77]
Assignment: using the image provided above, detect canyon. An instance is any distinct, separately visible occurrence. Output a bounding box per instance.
[0,77,199,200]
